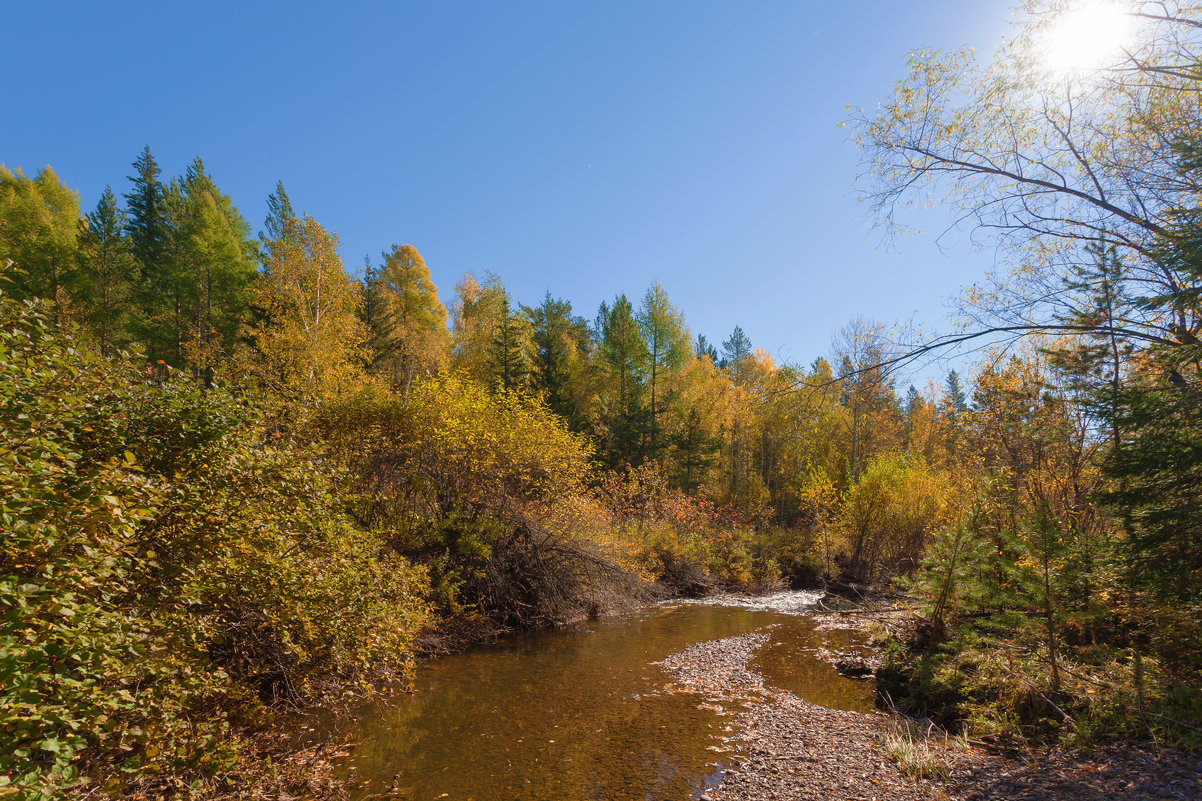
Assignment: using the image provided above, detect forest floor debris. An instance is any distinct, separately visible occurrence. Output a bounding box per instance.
[658,627,1202,801]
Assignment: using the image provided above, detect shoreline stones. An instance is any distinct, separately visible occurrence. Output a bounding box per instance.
[657,626,1202,801]
[658,629,933,801]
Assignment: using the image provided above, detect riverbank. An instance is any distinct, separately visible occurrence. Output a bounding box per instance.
[658,608,1202,801]
[659,631,935,800]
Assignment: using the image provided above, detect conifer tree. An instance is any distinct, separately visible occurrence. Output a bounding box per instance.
[360,255,382,349]
[638,281,689,461]
[1046,243,1134,453]
[1095,158,1202,601]
[261,181,296,248]
[75,187,137,355]
[0,166,80,323]
[721,326,753,370]
[1104,375,1202,601]
[597,294,648,467]
[694,333,719,363]
[124,147,177,361]
[179,158,258,376]
[527,292,591,426]
[490,294,531,391]
[124,146,166,277]
[367,243,450,393]
[672,406,721,492]
[944,371,968,412]
[941,370,970,464]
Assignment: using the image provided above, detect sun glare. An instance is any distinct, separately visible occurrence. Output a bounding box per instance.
[1040,1,1135,76]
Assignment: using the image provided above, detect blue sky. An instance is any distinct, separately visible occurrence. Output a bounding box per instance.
[3,0,1012,372]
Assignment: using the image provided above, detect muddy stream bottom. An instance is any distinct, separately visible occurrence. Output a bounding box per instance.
[322,592,875,801]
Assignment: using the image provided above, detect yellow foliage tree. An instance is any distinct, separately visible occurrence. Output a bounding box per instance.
[367,244,450,393]
[256,214,368,403]
[450,270,508,382]
[836,453,953,582]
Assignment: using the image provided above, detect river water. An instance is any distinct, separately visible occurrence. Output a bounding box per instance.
[329,591,875,800]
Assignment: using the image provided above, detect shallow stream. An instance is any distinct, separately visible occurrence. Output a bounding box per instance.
[327,591,876,800]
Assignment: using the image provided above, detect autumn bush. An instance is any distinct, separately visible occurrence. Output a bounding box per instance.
[0,293,429,800]
[758,526,824,588]
[594,465,782,594]
[313,375,647,628]
[833,454,953,584]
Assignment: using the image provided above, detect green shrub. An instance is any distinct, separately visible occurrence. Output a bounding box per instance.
[0,293,429,799]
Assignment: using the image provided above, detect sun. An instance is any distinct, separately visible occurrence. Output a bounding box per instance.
[1039,1,1136,76]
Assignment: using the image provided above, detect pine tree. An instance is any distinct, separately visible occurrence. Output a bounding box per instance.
[527,292,591,426]
[637,281,689,461]
[490,294,530,391]
[75,187,137,355]
[721,326,753,381]
[261,181,295,248]
[597,294,648,467]
[695,333,719,363]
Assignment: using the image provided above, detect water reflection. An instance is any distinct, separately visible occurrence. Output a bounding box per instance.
[332,596,874,800]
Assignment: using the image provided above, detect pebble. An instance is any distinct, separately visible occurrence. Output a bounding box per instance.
[658,626,1202,801]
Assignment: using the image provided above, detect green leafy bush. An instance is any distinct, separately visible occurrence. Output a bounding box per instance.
[0,293,429,799]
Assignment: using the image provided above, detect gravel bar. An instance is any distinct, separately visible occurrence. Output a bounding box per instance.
[659,630,930,801]
[657,629,1202,801]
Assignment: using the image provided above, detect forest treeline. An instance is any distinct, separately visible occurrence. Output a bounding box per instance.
[0,147,968,556]
[1,148,970,799]
[5,2,1202,797]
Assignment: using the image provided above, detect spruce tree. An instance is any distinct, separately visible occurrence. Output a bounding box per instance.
[124,147,172,360]
[490,294,530,392]
[1097,162,1202,601]
[942,370,969,463]
[124,146,166,281]
[672,406,721,492]
[1103,377,1202,600]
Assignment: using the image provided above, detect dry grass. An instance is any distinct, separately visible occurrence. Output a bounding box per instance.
[880,717,968,781]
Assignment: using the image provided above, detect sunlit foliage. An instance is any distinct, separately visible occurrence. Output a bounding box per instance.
[256,214,369,403]
[0,288,428,799]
